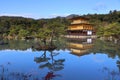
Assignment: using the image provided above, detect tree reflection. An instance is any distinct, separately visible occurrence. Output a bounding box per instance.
[117,60,120,72]
[0,39,34,50]
[34,50,65,71]
[91,39,120,58]
[101,67,120,80]
[0,62,10,80]
[34,50,65,80]
[34,51,50,63]
[0,62,40,80]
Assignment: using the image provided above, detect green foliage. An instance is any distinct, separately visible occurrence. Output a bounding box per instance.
[9,25,21,36]
[0,16,69,39]
[97,22,120,38]
[84,10,120,31]
[0,10,120,39]
[84,10,120,38]
[97,27,104,37]
[48,22,66,37]
[105,23,120,37]
[36,28,51,39]
[18,29,29,37]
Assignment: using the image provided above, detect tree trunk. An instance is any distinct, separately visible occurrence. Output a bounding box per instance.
[43,38,47,46]
[50,31,54,46]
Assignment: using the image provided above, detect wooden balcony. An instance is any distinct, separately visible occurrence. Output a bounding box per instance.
[68,25,93,31]
[71,20,89,24]
[68,26,84,30]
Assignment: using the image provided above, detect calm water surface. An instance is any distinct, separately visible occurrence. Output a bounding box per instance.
[0,38,120,80]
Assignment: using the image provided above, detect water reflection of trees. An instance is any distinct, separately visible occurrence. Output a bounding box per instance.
[0,39,34,50]
[117,60,120,72]
[91,39,120,78]
[0,62,42,80]
[91,39,120,58]
[66,38,120,58]
[0,49,65,80]
[34,50,65,80]
[1,38,120,57]
[34,50,65,71]
[100,67,120,80]
[0,38,67,51]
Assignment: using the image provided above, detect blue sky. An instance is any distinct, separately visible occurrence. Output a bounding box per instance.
[0,0,120,19]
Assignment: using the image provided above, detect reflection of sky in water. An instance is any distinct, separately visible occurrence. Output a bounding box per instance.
[0,48,120,80]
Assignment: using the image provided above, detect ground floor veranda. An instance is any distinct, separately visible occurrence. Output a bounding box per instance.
[67,30,96,36]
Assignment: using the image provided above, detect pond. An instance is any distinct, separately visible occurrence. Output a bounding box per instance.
[0,38,120,80]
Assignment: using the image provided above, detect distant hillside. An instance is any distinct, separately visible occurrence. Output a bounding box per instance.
[0,15,70,39]
[66,14,79,19]
[0,10,120,40]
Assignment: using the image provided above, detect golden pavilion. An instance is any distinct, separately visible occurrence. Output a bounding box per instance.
[67,16,95,38]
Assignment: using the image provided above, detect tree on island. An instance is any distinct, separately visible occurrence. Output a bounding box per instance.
[35,21,66,47]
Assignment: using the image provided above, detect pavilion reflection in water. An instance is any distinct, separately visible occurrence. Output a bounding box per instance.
[67,38,94,56]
